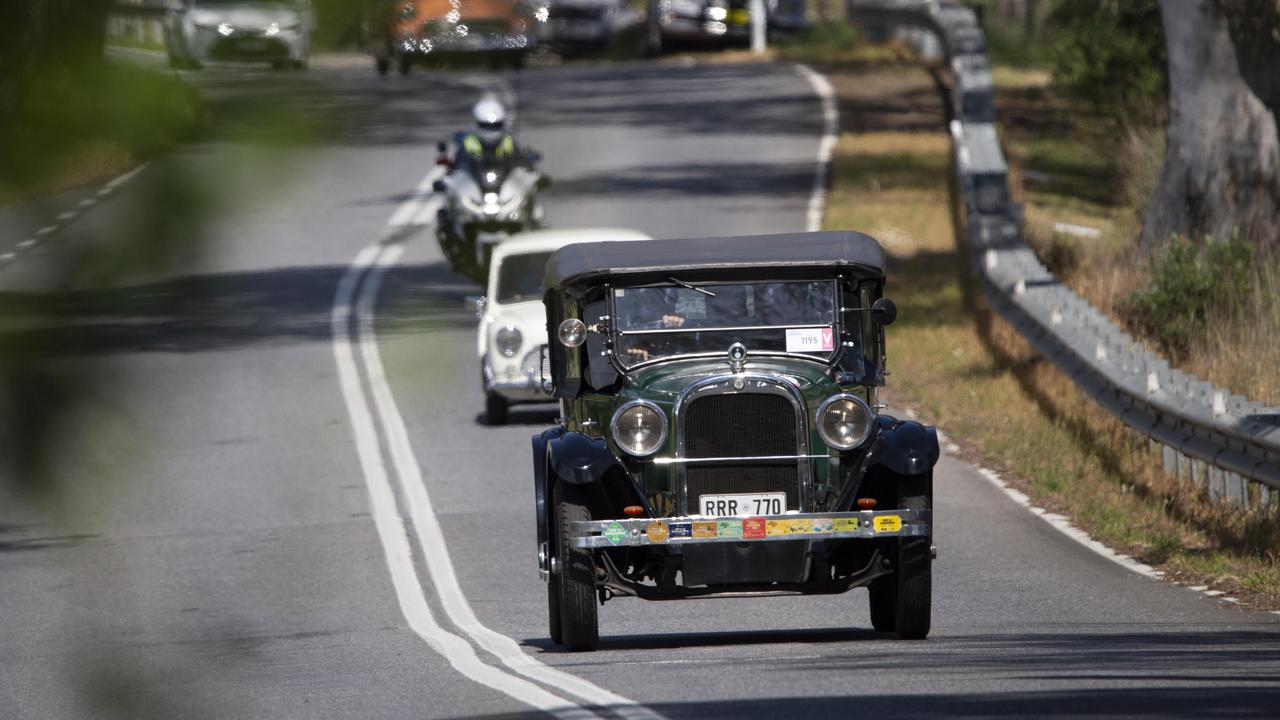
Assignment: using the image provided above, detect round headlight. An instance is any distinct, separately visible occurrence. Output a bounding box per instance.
[816,394,875,451]
[495,325,522,357]
[610,401,667,457]
[557,318,586,347]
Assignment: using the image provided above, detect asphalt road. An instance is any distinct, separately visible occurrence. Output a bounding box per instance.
[2,57,1279,719]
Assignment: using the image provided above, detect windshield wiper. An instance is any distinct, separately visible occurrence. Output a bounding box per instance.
[666,276,715,297]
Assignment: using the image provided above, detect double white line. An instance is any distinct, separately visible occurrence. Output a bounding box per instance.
[331,167,662,719]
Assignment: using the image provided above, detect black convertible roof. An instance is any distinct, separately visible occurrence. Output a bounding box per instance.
[545,231,886,289]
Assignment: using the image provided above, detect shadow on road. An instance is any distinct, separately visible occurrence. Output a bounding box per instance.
[0,261,472,356]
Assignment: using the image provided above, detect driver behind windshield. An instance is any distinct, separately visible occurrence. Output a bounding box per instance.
[614,282,835,363]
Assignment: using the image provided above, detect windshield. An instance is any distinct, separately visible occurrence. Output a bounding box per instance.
[611,280,838,366]
[496,251,551,304]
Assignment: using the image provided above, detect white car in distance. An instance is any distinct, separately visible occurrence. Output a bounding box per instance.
[475,228,651,424]
[164,0,314,70]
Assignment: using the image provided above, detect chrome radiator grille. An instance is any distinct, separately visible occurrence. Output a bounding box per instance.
[682,392,802,510]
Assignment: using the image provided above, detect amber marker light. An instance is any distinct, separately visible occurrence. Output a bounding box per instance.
[857,498,878,510]
[623,506,645,517]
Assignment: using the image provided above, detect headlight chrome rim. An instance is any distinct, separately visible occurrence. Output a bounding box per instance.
[495,324,522,358]
[815,393,875,451]
[610,400,668,457]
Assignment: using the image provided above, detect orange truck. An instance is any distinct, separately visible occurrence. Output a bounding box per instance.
[371,0,538,73]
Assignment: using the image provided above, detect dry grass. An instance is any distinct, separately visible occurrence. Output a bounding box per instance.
[818,59,1280,609]
[992,69,1280,405]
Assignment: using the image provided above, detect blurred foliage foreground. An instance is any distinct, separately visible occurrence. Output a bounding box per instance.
[0,61,204,205]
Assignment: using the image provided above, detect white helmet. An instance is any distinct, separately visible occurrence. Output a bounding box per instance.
[472,95,508,145]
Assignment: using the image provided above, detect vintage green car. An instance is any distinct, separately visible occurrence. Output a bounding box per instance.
[532,231,939,651]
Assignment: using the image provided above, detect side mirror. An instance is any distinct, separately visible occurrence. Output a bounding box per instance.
[432,179,446,193]
[465,295,487,319]
[536,175,552,191]
[872,297,897,326]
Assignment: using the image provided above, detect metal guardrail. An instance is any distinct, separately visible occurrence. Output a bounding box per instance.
[848,0,1280,505]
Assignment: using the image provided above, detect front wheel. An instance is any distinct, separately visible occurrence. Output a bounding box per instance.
[485,392,509,425]
[551,480,598,651]
[867,471,932,639]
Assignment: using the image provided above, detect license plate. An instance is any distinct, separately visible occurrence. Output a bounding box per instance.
[237,39,267,51]
[699,492,785,517]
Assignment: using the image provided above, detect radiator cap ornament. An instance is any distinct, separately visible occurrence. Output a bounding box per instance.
[728,342,747,376]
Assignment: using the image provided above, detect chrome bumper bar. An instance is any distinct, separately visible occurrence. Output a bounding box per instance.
[568,509,930,549]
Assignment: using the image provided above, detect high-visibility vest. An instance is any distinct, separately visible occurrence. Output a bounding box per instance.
[463,133,515,159]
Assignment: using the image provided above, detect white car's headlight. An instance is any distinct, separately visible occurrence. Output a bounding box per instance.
[816,394,875,451]
[611,401,667,457]
[495,325,522,357]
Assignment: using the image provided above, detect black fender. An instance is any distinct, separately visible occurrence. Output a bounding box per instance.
[867,415,940,477]
[536,431,648,554]
[532,427,565,553]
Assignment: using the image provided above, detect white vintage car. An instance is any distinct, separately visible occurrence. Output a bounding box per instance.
[477,228,650,424]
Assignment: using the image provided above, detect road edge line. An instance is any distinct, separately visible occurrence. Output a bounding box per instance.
[795,64,838,233]
[354,236,666,720]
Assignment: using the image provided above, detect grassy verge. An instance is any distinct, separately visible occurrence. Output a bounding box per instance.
[991,67,1280,405]
[0,60,203,205]
[814,51,1280,609]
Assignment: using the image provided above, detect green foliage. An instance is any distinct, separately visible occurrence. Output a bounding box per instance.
[982,18,1051,67]
[777,20,861,61]
[1047,0,1166,113]
[1124,234,1254,358]
[0,62,203,202]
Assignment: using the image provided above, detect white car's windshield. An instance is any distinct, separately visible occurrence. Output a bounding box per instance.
[496,251,551,304]
[612,280,839,366]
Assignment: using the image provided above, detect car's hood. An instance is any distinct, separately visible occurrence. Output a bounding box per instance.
[626,357,835,401]
[190,3,301,28]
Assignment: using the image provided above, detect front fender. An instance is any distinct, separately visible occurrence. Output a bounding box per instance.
[532,427,565,552]
[547,432,618,485]
[867,416,939,476]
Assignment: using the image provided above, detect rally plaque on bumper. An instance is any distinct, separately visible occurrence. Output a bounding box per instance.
[570,509,930,549]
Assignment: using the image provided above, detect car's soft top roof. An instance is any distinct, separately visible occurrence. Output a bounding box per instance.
[545,231,886,290]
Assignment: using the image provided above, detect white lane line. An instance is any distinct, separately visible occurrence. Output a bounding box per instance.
[973,467,1164,580]
[57,211,77,221]
[353,245,665,720]
[0,253,14,262]
[78,198,97,208]
[796,64,839,233]
[36,226,56,236]
[104,162,148,190]
[17,239,35,249]
[334,244,594,720]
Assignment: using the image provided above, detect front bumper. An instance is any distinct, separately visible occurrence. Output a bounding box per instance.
[569,508,930,549]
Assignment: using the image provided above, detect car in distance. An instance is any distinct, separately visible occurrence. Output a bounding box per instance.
[532,231,939,650]
[164,0,314,70]
[371,0,537,74]
[534,0,645,57]
[477,228,651,425]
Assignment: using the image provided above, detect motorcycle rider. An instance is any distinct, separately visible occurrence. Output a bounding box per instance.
[453,95,535,176]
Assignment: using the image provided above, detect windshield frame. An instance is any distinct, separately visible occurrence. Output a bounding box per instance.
[606,277,846,372]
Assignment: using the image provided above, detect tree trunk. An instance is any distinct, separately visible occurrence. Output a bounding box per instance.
[1141,0,1280,252]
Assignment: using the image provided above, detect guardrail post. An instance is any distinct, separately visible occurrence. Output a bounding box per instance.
[1224,472,1247,506]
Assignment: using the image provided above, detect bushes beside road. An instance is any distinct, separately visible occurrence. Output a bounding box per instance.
[0,61,203,204]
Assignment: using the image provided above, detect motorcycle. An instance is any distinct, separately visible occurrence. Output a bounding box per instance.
[433,139,549,283]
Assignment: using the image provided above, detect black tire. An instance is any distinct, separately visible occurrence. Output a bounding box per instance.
[293,58,308,70]
[867,471,932,639]
[552,480,599,651]
[376,56,390,76]
[397,54,412,76]
[485,392,509,426]
[270,59,288,71]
